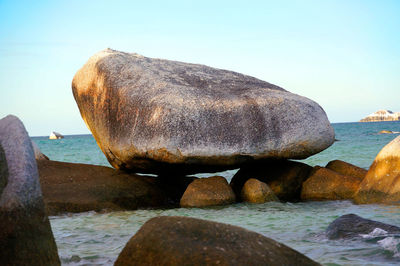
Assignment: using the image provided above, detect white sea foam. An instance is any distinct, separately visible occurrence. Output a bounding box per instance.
[377,237,400,257]
[360,228,388,239]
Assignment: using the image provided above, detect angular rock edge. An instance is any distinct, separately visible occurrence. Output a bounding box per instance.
[115,216,320,265]
[72,49,335,174]
[0,115,60,265]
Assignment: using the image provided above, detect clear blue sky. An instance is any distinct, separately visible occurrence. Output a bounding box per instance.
[1,0,399,136]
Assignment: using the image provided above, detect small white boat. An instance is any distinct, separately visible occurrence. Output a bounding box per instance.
[49,131,64,140]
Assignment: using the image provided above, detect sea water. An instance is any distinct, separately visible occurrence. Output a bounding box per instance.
[32,122,400,265]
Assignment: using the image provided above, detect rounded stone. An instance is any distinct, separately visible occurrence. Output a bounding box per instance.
[241,178,278,203]
[180,176,235,207]
[72,49,335,174]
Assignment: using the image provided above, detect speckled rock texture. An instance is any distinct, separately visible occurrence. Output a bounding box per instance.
[241,178,278,203]
[180,176,235,207]
[114,216,320,266]
[354,136,400,204]
[326,214,400,240]
[72,49,335,174]
[0,115,60,265]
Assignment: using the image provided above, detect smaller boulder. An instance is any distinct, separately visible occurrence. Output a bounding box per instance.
[241,178,278,203]
[325,160,366,181]
[354,136,400,204]
[180,176,235,207]
[49,131,63,140]
[301,167,361,201]
[115,216,320,266]
[231,160,313,201]
[326,214,400,239]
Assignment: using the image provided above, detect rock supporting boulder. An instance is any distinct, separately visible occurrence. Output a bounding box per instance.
[115,216,320,266]
[301,167,361,201]
[354,136,400,204]
[72,49,334,174]
[325,160,366,181]
[180,176,235,207]
[37,160,178,215]
[241,178,278,203]
[231,160,313,201]
[0,115,60,265]
[326,214,400,239]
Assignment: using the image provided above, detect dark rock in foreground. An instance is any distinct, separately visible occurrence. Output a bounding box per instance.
[38,160,194,215]
[115,216,320,266]
[231,160,313,201]
[0,115,60,265]
[354,135,400,204]
[72,49,334,174]
[326,214,400,240]
[180,176,235,207]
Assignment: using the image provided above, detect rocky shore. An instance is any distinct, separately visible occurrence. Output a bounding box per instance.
[360,109,400,122]
[2,50,400,265]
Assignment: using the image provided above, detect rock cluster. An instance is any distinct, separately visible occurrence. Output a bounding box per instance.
[360,109,400,122]
[72,49,334,175]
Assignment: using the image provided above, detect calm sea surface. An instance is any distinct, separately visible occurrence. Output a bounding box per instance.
[32,122,400,265]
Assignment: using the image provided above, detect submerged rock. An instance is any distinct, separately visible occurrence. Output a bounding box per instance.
[115,216,320,266]
[241,178,278,203]
[301,167,361,201]
[180,176,235,207]
[354,136,400,204]
[231,160,313,201]
[325,160,366,181]
[37,160,188,215]
[0,115,60,265]
[72,49,334,174]
[326,214,400,240]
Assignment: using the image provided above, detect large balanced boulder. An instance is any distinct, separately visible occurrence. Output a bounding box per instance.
[180,176,235,207]
[301,167,361,201]
[231,160,313,201]
[37,160,176,215]
[354,136,400,203]
[0,115,60,265]
[72,49,334,174]
[326,214,400,240]
[115,216,320,266]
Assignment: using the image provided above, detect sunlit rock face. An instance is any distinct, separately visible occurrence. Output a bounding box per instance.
[72,49,334,174]
[354,135,400,204]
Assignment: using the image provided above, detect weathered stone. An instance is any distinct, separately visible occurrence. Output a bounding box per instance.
[0,115,60,265]
[326,214,400,239]
[354,136,400,204]
[115,216,320,266]
[301,167,361,201]
[180,176,235,207]
[231,160,313,201]
[72,49,334,174]
[325,160,366,181]
[241,178,278,203]
[360,109,400,122]
[38,160,194,215]
[31,141,49,160]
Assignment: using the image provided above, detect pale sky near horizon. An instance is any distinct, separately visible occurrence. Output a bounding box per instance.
[1,0,399,136]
